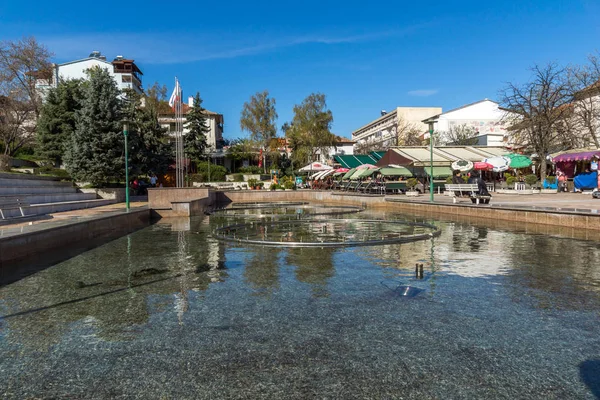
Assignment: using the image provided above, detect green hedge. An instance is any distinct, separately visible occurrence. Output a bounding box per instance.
[238,166,262,174]
[191,162,228,182]
[33,166,71,180]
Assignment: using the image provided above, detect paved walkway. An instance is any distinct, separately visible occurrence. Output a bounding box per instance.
[0,201,148,238]
[393,192,600,212]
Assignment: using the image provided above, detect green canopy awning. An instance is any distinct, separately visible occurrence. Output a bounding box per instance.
[350,168,378,180]
[356,168,378,179]
[504,153,532,169]
[341,168,356,180]
[370,151,386,160]
[423,166,453,178]
[378,167,413,177]
[334,154,379,169]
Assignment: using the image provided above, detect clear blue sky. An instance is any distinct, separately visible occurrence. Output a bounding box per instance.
[1,0,599,139]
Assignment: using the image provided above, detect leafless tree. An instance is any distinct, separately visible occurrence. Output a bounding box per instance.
[442,124,479,145]
[500,63,572,181]
[0,96,36,155]
[566,53,600,148]
[395,116,424,146]
[0,37,52,156]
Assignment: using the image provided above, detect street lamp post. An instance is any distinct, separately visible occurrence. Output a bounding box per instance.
[123,122,130,212]
[428,122,435,203]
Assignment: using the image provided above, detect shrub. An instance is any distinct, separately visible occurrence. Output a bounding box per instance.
[546,176,556,184]
[238,166,262,174]
[506,176,517,186]
[462,175,469,183]
[283,180,295,190]
[406,178,419,190]
[193,162,228,182]
[230,173,244,182]
[33,166,72,180]
[445,176,453,184]
[524,174,538,187]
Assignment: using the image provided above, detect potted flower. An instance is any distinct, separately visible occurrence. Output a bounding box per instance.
[405,178,420,197]
[247,178,257,190]
[257,181,264,190]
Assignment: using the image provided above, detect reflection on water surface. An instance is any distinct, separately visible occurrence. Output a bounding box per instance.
[1,207,600,398]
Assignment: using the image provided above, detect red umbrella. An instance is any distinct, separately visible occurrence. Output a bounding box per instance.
[335,168,350,173]
[473,162,494,171]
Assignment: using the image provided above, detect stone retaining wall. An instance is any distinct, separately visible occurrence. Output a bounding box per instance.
[216,190,600,231]
[0,209,150,270]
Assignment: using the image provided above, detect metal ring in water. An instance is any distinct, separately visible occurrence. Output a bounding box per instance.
[211,205,364,219]
[213,219,441,248]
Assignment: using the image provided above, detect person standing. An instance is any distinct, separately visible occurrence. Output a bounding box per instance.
[150,174,158,188]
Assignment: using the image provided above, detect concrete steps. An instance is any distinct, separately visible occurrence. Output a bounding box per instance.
[0,174,118,222]
[0,178,74,187]
[0,192,97,205]
[0,186,78,195]
[0,199,116,218]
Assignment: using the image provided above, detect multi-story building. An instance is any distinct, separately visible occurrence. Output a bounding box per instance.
[35,51,143,95]
[158,96,224,151]
[352,107,442,152]
[315,136,356,164]
[422,99,509,146]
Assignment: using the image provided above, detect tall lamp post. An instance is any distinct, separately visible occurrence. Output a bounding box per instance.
[428,121,435,203]
[123,122,130,212]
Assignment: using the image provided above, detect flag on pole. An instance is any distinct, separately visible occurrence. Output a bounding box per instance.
[168,79,181,111]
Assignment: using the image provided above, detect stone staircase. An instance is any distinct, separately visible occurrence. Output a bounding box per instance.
[0,173,116,221]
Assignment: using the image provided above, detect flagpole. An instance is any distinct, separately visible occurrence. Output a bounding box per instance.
[175,77,180,188]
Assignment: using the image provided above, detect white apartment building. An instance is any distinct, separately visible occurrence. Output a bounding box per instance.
[422,99,509,146]
[352,107,442,151]
[315,136,355,164]
[158,96,224,151]
[35,51,143,95]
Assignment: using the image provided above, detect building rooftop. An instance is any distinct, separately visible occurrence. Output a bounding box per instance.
[422,99,498,123]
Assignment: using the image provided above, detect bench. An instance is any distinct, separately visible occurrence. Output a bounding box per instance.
[0,198,29,219]
[444,184,491,205]
[385,182,407,194]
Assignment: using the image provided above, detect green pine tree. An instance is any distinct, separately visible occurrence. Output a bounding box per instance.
[36,79,84,166]
[122,89,171,176]
[64,67,123,187]
[184,92,210,162]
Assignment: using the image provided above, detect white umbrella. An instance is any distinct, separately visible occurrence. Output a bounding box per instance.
[298,162,333,172]
[483,156,511,173]
[451,160,474,172]
[316,170,333,180]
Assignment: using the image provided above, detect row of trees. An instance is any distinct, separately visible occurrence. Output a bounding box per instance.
[36,68,210,185]
[1,37,211,185]
[500,53,600,180]
[239,90,336,173]
[37,68,173,185]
